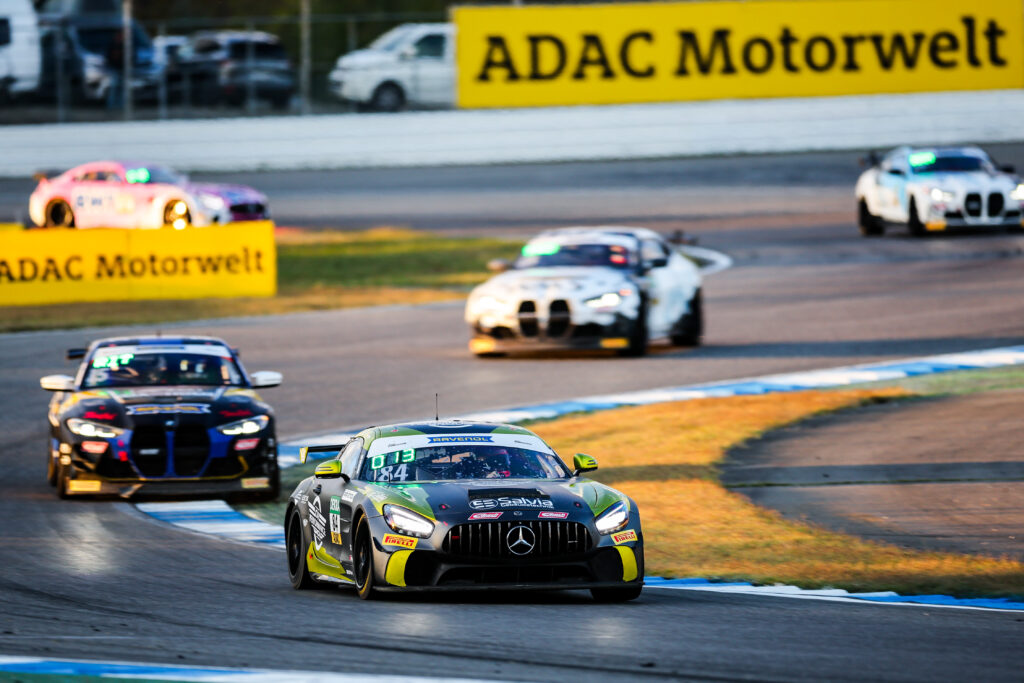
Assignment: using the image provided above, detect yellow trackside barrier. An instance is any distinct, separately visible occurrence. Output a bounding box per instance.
[454,0,1024,109]
[0,221,277,306]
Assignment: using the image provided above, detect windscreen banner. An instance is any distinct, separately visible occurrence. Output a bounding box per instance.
[0,221,276,306]
[453,0,1024,108]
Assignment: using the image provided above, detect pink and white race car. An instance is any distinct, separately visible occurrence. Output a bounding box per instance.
[29,161,269,229]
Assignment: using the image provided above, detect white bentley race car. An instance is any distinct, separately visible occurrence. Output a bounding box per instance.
[465,227,703,357]
[855,146,1024,237]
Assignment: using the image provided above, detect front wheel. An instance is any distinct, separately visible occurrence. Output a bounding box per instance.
[858,199,884,237]
[369,83,404,112]
[353,516,377,600]
[46,445,57,487]
[44,200,75,228]
[618,301,649,357]
[591,584,643,602]
[55,460,71,499]
[907,199,926,237]
[286,509,317,589]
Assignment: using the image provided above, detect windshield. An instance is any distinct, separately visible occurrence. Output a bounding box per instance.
[369,25,414,52]
[83,349,244,388]
[361,444,570,483]
[124,165,184,185]
[515,242,635,270]
[909,154,988,174]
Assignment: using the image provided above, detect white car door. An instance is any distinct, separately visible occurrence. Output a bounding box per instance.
[876,157,909,222]
[408,31,453,106]
[640,238,686,338]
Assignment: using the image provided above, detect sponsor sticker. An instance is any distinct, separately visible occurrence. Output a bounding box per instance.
[307,496,327,550]
[330,495,342,512]
[240,477,269,489]
[126,403,211,415]
[470,496,554,510]
[538,511,569,519]
[382,534,418,549]
[612,529,638,545]
[341,489,357,503]
[67,480,102,493]
[428,435,493,443]
[469,512,503,520]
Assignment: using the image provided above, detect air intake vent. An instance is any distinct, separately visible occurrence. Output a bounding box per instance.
[444,520,591,559]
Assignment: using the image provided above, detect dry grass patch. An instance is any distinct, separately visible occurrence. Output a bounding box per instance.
[532,389,1024,596]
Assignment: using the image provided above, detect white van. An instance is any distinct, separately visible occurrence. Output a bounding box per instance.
[0,0,41,99]
[328,23,454,112]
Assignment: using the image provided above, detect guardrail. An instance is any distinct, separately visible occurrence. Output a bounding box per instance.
[2,89,1024,177]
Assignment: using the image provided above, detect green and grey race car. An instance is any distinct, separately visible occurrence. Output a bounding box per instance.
[285,420,643,601]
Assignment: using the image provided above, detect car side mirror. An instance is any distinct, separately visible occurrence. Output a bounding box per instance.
[40,374,75,392]
[487,258,511,273]
[66,348,86,360]
[1001,164,1016,174]
[314,460,347,481]
[399,45,416,61]
[647,257,668,269]
[572,453,598,476]
[887,168,905,176]
[250,371,282,388]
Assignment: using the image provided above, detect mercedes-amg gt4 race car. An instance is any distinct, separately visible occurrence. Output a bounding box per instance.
[286,421,644,601]
[29,161,269,229]
[465,226,702,357]
[40,335,282,499]
[855,146,1024,237]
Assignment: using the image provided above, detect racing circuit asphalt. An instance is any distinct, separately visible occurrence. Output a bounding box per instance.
[2,149,1024,680]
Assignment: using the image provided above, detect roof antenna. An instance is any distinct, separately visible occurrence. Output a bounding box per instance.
[435,393,439,421]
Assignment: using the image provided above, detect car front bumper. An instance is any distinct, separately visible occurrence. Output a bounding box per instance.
[468,311,640,354]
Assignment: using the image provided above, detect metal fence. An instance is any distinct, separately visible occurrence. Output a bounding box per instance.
[0,11,446,125]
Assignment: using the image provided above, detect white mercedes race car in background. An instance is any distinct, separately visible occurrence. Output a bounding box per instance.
[855,146,1024,237]
[465,227,702,357]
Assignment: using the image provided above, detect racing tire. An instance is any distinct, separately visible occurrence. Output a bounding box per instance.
[670,289,703,347]
[353,515,378,600]
[163,201,192,229]
[907,199,926,237]
[286,508,317,590]
[44,200,75,228]
[369,83,404,113]
[590,584,643,603]
[858,199,884,237]
[618,300,649,357]
[55,460,71,499]
[46,447,58,487]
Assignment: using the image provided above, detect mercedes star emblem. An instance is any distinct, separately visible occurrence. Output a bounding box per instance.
[506,525,536,556]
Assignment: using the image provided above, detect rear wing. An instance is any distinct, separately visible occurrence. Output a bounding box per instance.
[298,441,350,465]
[33,169,62,183]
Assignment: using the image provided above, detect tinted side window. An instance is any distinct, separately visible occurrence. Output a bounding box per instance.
[414,34,445,58]
[0,19,11,47]
[340,437,364,479]
[641,239,667,262]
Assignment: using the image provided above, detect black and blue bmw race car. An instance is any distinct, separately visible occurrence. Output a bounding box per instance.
[286,420,644,601]
[40,335,282,499]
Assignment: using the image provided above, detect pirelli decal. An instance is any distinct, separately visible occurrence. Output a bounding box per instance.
[612,529,638,545]
[382,534,418,549]
[454,0,1024,108]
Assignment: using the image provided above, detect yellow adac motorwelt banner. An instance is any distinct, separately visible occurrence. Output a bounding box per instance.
[0,221,276,306]
[454,0,1024,108]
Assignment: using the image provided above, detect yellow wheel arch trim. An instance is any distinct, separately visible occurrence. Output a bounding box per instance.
[615,546,638,582]
[305,542,353,583]
[385,550,414,587]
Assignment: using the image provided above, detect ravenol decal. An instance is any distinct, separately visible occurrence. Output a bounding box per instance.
[427,435,494,443]
[382,534,418,549]
[126,403,211,415]
[612,529,638,545]
[454,0,1023,109]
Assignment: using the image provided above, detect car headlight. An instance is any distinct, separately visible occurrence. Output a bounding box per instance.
[1011,184,1024,201]
[216,415,269,435]
[929,188,955,203]
[66,418,124,439]
[198,193,226,211]
[595,500,629,534]
[474,295,508,312]
[586,289,635,309]
[383,505,435,538]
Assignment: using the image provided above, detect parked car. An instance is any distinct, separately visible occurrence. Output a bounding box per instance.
[175,30,294,109]
[328,23,454,112]
[37,13,161,103]
[0,0,42,100]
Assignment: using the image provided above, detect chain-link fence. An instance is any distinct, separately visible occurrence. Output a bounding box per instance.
[1,9,448,124]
